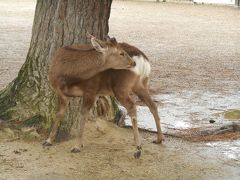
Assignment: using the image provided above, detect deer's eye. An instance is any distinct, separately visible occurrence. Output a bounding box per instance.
[120,52,124,56]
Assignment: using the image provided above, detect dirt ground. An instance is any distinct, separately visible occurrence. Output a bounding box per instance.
[0,0,240,179]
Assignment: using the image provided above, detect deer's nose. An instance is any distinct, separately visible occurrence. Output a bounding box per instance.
[132,61,136,67]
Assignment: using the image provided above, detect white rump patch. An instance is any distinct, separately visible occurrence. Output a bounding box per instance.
[130,55,151,78]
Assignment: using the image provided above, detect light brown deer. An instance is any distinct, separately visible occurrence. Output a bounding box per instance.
[44,35,135,145]
[45,36,164,159]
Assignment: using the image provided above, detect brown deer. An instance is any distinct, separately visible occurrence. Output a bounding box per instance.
[44,35,135,145]
[45,36,164,159]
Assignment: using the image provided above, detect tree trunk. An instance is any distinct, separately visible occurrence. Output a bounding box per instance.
[0,0,117,139]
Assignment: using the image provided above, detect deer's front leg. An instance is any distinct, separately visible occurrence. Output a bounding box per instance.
[71,95,95,153]
[131,116,142,159]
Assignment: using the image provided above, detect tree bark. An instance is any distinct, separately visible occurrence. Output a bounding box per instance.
[0,0,117,139]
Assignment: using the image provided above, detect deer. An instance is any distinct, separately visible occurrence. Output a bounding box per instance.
[48,35,136,81]
[44,35,164,159]
[44,35,135,145]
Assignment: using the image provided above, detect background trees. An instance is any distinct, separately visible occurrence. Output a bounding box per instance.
[0,0,116,138]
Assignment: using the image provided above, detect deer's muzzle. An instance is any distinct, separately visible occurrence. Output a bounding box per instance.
[131,61,136,67]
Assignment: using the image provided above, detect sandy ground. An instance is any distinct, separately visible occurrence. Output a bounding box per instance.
[110,1,240,94]
[0,0,240,179]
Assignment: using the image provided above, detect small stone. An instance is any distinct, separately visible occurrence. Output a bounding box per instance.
[16,165,24,168]
[13,150,21,154]
[69,167,76,170]
[22,128,40,140]
[209,119,215,123]
[29,130,40,138]
[3,128,15,137]
[21,127,35,133]
[19,148,28,152]
[224,110,240,120]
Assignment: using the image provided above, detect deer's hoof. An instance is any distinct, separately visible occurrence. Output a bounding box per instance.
[71,147,81,153]
[42,140,53,147]
[134,150,141,159]
[153,140,163,144]
[134,146,142,159]
[153,135,165,144]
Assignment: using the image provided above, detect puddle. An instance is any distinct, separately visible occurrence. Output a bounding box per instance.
[125,90,240,132]
[123,90,240,161]
[206,140,240,162]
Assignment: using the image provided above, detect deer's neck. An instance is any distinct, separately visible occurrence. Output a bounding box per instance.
[77,55,109,79]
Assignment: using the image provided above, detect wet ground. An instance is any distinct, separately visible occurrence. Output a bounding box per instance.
[0,0,240,179]
[125,89,240,163]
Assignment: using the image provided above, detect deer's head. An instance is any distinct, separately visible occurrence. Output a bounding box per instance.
[89,35,136,69]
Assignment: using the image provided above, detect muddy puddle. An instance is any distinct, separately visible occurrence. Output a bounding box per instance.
[206,140,240,161]
[124,90,240,162]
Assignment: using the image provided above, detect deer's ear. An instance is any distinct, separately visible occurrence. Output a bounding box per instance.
[110,37,117,45]
[104,35,117,46]
[104,35,111,41]
[91,38,107,53]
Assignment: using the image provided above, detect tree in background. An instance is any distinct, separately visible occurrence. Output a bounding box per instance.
[0,0,116,138]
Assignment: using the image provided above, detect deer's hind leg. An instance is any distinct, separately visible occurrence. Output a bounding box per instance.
[43,91,69,146]
[133,81,164,144]
[114,90,142,159]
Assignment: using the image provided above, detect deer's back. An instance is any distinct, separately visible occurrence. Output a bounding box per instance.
[48,44,104,86]
[48,42,151,97]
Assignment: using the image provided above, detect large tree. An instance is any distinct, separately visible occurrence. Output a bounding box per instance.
[0,0,116,138]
